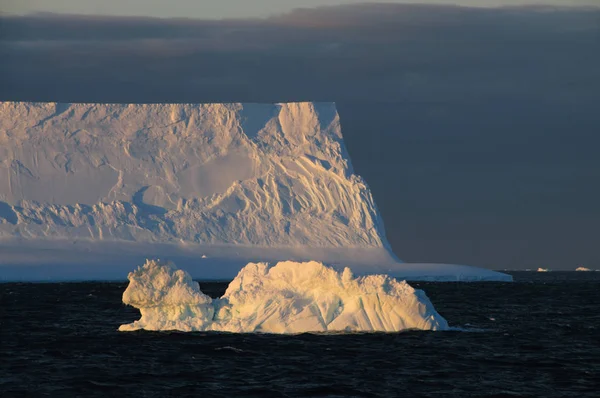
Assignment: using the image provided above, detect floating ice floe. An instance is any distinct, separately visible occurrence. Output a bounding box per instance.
[119,259,449,334]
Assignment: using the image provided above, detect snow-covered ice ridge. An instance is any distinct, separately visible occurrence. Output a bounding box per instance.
[119,259,449,333]
[0,101,511,281]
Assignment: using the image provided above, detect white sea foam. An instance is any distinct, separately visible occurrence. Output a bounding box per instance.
[119,259,449,333]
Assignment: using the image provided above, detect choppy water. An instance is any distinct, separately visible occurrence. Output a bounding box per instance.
[2,272,599,397]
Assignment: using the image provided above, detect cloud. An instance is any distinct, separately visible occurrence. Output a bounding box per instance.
[1,4,597,104]
[1,4,599,268]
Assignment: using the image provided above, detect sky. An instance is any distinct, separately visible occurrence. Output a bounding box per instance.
[1,4,599,269]
[2,0,599,19]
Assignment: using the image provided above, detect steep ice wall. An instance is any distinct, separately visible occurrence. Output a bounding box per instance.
[0,102,389,248]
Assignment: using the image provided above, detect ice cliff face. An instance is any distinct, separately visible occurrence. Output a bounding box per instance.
[0,102,389,249]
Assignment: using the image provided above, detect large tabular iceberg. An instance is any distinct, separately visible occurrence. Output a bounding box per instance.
[119,259,449,333]
[0,101,511,282]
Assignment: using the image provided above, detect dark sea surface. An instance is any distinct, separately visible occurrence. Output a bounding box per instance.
[2,272,599,397]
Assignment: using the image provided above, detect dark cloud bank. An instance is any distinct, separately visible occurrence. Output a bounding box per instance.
[1,3,599,269]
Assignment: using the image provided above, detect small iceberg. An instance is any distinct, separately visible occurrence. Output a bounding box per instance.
[537,268,550,272]
[576,267,591,272]
[119,259,449,333]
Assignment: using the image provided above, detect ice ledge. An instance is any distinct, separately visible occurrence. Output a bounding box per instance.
[383,263,513,282]
[0,240,512,282]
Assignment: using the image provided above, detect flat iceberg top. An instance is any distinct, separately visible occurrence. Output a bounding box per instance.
[0,101,388,249]
[119,259,449,333]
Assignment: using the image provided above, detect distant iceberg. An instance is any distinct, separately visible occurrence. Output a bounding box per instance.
[119,259,449,333]
[575,267,591,272]
[537,268,550,272]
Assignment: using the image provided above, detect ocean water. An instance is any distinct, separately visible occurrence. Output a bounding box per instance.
[2,272,599,397]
